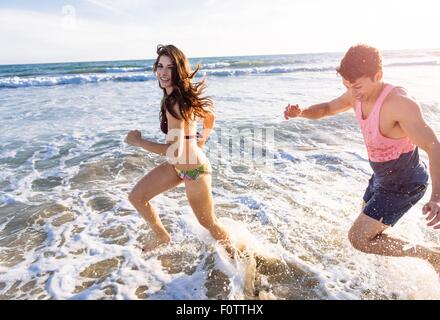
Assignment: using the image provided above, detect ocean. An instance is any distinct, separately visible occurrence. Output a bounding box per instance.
[0,49,440,299]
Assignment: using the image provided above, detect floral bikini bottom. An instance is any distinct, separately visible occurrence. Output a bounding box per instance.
[174,163,211,181]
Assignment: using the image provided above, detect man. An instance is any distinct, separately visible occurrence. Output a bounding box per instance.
[284,44,440,275]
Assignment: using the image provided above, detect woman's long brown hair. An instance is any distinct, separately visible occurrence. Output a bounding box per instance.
[153,44,214,125]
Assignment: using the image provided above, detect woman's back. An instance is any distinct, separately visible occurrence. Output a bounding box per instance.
[166,113,208,171]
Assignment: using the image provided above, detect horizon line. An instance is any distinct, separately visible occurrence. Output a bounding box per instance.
[1,47,439,67]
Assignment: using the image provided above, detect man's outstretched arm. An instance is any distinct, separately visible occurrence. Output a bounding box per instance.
[284,91,355,120]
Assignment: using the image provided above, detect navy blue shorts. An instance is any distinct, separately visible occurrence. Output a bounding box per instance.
[363,176,428,226]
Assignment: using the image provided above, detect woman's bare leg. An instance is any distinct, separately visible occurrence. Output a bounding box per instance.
[128,162,182,252]
[184,170,235,256]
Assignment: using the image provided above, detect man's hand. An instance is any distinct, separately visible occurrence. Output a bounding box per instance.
[423,199,440,229]
[284,104,302,120]
[125,130,142,147]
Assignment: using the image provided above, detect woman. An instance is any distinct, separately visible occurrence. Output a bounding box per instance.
[126,44,234,255]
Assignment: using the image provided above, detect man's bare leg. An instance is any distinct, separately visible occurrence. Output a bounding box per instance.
[348,203,440,275]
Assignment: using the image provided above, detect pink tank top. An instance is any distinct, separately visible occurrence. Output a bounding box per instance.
[354,84,415,163]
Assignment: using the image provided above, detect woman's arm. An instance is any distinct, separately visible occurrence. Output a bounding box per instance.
[125,104,185,159]
[198,109,215,148]
[126,130,170,156]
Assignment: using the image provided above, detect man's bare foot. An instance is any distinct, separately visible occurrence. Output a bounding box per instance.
[427,247,440,277]
[142,233,171,252]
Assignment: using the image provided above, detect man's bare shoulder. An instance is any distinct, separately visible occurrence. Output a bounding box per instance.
[384,86,421,118]
[385,85,416,105]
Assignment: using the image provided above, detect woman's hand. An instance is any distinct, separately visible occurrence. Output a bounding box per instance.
[125,130,143,147]
[197,139,206,149]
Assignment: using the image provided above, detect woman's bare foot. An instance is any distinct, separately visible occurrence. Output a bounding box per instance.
[142,233,171,252]
[218,240,237,259]
[235,248,257,297]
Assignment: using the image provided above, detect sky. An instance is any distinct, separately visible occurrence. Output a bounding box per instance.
[1,0,440,64]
